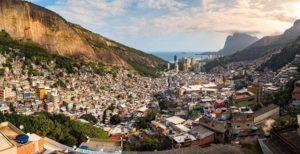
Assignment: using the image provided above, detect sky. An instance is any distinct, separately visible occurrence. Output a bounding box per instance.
[29,0,300,52]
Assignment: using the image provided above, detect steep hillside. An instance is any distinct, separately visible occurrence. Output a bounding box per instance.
[258,37,300,71]
[0,0,166,75]
[218,33,258,55]
[203,19,300,72]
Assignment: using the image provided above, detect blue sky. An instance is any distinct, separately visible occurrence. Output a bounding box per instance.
[30,0,300,52]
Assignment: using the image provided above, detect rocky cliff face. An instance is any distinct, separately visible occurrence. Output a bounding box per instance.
[218,33,258,55]
[0,0,165,69]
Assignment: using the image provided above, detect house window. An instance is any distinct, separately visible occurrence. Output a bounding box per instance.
[236,125,240,128]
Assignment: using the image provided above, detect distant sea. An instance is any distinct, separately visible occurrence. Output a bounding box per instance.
[149,51,207,62]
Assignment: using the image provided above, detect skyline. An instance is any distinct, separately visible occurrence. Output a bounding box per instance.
[30,0,300,52]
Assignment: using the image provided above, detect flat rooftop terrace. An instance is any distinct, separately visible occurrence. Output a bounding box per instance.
[0,132,15,152]
[0,126,19,139]
[0,122,25,146]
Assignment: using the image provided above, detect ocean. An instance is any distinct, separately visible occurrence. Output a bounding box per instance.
[149,51,207,62]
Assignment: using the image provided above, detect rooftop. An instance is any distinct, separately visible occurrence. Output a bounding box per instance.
[78,138,122,153]
[0,122,24,146]
[254,104,279,117]
[175,124,190,132]
[189,125,214,139]
[0,131,15,152]
[173,133,196,143]
[166,116,186,125]
[137,106,148,112]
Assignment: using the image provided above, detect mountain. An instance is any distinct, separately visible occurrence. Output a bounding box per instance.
[248,19,300,48]
[204,19,300,72]
[0,0,166,75]
[258,37,300,71]
[274,20,300,45]
[218,33,258,55]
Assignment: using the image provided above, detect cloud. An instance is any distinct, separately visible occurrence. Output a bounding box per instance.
[137,0,187,11]
[117,0,298,38]
[47,0,129,29]
[39,0,300,51]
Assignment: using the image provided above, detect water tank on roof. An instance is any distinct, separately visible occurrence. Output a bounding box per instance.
[79,145,89,150]
[15,134,29,144]
[220,114,230,121]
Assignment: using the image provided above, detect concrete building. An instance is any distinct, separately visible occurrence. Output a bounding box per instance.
[77,138,122,154]
[168,125,214,148]
[0,87,12,101]
[0,122,44,154]
[230,107,255,136]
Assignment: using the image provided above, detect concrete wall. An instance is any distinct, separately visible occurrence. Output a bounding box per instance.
[0,147,17,154]
[254,107,279,124]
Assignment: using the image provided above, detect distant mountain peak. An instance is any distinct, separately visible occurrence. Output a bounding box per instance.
[218,33,258,55]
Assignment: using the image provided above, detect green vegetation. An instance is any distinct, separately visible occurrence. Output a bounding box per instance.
[0,68,4,76]
[124,136,160,151]
[273,73,300,107]
[236,101,256,107]
[271,116,297,131]
[0,30,166,77]
[110,115,121,125]
[80,114,98,124]
[271,72,300,131]
[204,36,300,73]
[158,99,171,110]
[0,30,107,75]
[136,109,158,129]
[0,112,108,146]
[71,25,167,77]
[258,38,300,71]
[128,61,165,77]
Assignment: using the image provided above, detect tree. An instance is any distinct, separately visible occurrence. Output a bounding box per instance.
[0,112,108,147]
[159,99,170,110]
[110,115,121,125]
[138,137,160,151]
[0,68,4,76]
[137,117,149,129]
[145,109,157,122]
[30,114,54,136]
[80,114,98,124]
[136,109,158,129]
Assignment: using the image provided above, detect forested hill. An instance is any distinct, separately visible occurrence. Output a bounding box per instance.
[0,0,166,76]
[258,37,300,71]
[203,19,300,72]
